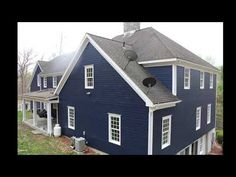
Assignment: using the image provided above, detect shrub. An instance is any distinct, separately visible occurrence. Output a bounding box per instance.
[216,130,223,145]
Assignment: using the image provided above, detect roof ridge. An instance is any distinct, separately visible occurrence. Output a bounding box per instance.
[88,33,133,46]
[150,28,176,58]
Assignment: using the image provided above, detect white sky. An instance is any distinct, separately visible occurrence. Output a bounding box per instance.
[18,22,223,71]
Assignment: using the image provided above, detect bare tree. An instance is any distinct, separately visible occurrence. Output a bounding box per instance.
[18,49,36,95]
[204,56,215,66]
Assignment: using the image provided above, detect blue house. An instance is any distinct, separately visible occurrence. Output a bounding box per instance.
[22,23,218,155]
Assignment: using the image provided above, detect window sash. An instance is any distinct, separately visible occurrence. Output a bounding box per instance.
[108,113,121,145]
[68,106,75,130]
[196,107,201,130]
[210,74,213,89]
[207,104,211,124]
[161,115,171,149]
[37,75,41,86]
[43,77,47,88]
[200,72,204,89]
[184,68,190,89]
[53,76,57,88]
[85,65,94,89]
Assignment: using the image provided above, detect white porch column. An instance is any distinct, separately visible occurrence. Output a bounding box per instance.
[33,100,37,126]
[22,99,26,122]
[47,102,52,136]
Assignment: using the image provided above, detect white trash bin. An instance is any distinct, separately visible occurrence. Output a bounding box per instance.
[53,124,61,137]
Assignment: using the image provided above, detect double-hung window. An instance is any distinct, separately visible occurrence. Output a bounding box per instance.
[84,65,94,89]
[184,68,190,89]
[199,137,203,154]
[196,107,201,130]
[43,77,47,88]
[53,76,57,88]
[161,115,171,149]
[200,71,204,89]
[68,106,75,130]
[207,104,211,124]
[210,73,214,89]
[108,113,121,145]
[37,75,41,87]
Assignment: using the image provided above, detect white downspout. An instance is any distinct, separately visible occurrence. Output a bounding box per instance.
[148,107,154,155]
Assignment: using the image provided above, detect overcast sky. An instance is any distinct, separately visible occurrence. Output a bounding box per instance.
[18,22,223,71]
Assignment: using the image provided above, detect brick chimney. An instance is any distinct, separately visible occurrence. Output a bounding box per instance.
[124,22,140,37]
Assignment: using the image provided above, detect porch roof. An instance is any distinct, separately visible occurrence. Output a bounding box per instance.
[21,89,58,101]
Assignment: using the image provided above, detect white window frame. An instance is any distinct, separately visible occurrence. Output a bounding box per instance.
[184,68,190,89]
[199,137,203,154]
[43,77,47,88]
[161,115,172,149]
[52,76,57,88]
[210,73,214,89]
[108,113,121,146]
[200,71,204,89]
[67,106,75,130]
[37,75,41,87]
[43,102,46,109]
[207,104,211,124]
[196,107,201,130]
[84,65,94,89]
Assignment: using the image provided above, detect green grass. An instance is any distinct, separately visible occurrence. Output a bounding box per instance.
[17,111,77,155]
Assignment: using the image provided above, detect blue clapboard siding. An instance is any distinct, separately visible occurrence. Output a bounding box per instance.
[59,43,149,155]
[146,66,172,91]
[153,66,216,154]
[30,65,41,92]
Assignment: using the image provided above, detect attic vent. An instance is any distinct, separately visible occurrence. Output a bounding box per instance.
[143,77,156,87]
[124,50,138,61]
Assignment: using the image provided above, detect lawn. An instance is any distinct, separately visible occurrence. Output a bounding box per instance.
[17,111,78,155]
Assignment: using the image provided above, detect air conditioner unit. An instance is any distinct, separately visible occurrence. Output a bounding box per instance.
[74,137,86,152]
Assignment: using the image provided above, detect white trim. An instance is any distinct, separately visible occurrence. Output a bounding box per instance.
[139,58,219,74]
[172,64,177,95]
[161,115,172,149]
[184,67,190,89]
[47,102,52,136]
[43,77,47,88]
[151,100,181,112]
[108,113,121,146]
[32,100,36,126]
[177,144,192,155]
[196,106,201,130]
[200,71,205,89]
[138,58,177,64]
[39,72,63,77]
[84,65,94,89]
[210,73,214,89]
[52,76,57,88]
[22,99,26,121]
[207,104,211,124]
[55,34,154,107]
[67,106,75,130]
[148,108,154,155]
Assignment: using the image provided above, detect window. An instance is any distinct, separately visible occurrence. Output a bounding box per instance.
[53,76,57,88]
[184,68,190,89]
[196,107,201,130]
[199,137,203,154]
[84,65,94,89]
[108,113,121,145]
[178,146,191,155]
[161,115,171,149]
[37,75,41,86]
[210,73,214,89]
[43,102,46,109]
[43,77,47,88]
[200,71,204,89]
[207,104,211,124]
[68,106,75,130]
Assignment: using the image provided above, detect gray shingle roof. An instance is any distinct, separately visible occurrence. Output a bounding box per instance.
[22,88,57,100]
[38,52,75,75]
[88,33,180,104]
[113,27,218,70]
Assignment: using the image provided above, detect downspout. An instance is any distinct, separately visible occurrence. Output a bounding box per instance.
[148,107,154,155]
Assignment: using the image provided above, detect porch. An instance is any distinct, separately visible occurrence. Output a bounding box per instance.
[21,89,59,136]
